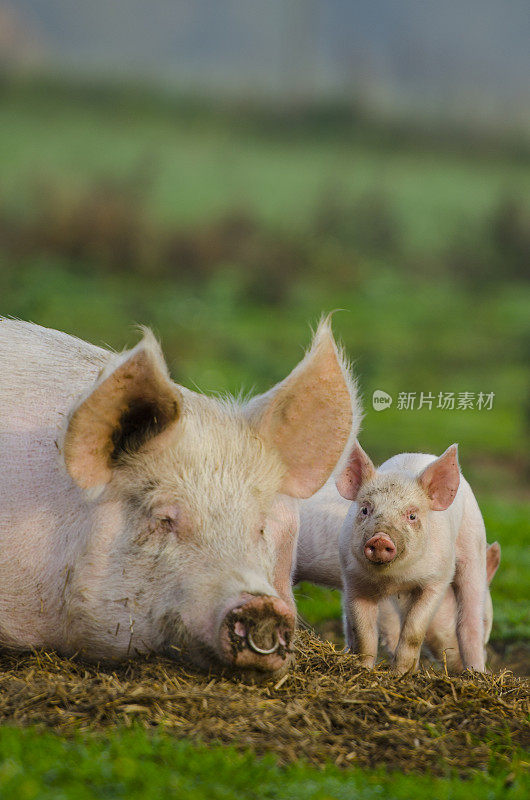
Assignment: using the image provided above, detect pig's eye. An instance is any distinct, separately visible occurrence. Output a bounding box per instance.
[360,505,371,516]
[150,505,182,539]
[154,514,178,536]
[408,512,417,522]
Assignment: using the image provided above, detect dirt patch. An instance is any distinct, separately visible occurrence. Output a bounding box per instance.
[0,630,527,776]
[487,642,530,678]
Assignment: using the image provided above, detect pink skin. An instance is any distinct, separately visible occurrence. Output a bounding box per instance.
[382,541,501,672]
[270,498,300,609]
[216,497,299,673]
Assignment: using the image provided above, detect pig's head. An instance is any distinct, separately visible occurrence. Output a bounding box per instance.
[337,443,460,571]
[61,320,359,676]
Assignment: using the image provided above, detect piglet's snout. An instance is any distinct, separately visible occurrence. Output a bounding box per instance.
[364,533,397,564]
[220,595,295,672]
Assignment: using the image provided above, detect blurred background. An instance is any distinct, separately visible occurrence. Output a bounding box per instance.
[0,1,528,644]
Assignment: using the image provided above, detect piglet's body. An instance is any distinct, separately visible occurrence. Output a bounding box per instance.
[338,445,488,673]
[296,447,494,674]
[377,539,499,673]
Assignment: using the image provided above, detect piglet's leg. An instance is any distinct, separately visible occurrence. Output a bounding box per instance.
[453,493,487,672]
[453,560,486,671]
[343,591,379,668]
[423,587,464,673]
[378,598,402,659]
[394,582,448,675]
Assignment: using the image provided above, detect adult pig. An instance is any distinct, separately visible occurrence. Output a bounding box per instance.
[0,318,359,676]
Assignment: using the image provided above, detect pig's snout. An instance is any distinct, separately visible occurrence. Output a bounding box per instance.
[220,595,295,673]
[364,533,397,564]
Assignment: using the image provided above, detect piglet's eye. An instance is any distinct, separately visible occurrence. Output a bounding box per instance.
[408,513,417,521]
[361,506,369,516]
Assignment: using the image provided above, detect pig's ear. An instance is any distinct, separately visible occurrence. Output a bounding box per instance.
[418,444,460,511]
[486,542,501,585]
[63,330,181,490]
[244,318,360,498]
[336,441,376,500]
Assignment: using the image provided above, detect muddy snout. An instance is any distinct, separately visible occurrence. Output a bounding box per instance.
[220,595,295,672]
[364,533,397,564]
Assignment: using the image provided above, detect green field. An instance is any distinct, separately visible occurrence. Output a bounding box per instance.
[0,727,527,800]
[0,78,528,797]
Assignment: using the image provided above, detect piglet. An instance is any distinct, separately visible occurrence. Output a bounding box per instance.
[336,443,488,674]
[295,482,499,673]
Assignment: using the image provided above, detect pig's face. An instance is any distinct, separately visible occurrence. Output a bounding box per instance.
[337,443,460,573]
[62,321,359,675]
[95,404,298,672]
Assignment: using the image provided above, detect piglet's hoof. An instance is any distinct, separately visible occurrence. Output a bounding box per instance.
[392,658,419,676]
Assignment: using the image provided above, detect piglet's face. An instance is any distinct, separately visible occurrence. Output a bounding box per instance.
[337,443,460,570]
[352,475,433,567]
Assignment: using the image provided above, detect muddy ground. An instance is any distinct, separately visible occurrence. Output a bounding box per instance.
[0,630,527,776]
[314,619,530,677]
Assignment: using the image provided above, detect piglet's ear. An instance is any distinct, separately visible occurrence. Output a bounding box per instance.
[63,330,181,491]
[244,319,360,499]
[418,444,460,511]
[486,542,501,585]
[336,441,376,500]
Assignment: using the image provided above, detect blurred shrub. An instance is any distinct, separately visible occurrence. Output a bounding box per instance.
[314,188,401,255]
[164,213,308,305]
[490,196,530,280]
[0,179,318,305]
[0,174,527,313]
[430,195,530,287]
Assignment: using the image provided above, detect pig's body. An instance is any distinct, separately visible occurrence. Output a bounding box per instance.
[0,318,359,674]
[0,322,110,651]
[294,481,346,591]
[296,450,492,673]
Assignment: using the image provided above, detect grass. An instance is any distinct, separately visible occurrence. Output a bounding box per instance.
[2,629,526,771]
[0,85,528,490]
[482,501,530,642]
[0,727,527,800]
[0,630,527,799]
